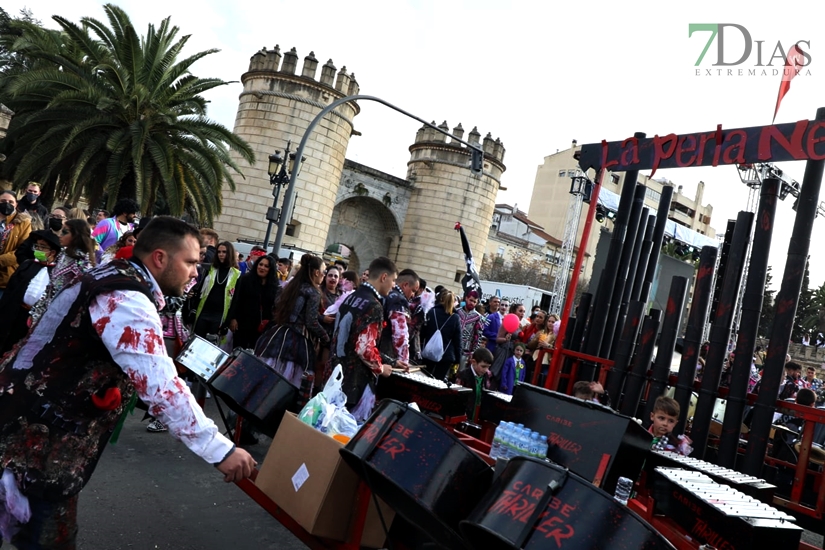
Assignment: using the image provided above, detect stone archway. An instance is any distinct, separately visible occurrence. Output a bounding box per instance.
[326,196,400,273]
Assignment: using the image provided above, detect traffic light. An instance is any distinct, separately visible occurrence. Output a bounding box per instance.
[471,149,483,174]
[595,204,607,223]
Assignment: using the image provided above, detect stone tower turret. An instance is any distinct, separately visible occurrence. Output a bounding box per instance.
[395,123,506,291]
[213,46,360,253]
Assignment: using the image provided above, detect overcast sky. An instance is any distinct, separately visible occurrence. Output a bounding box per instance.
[6,0,825,290]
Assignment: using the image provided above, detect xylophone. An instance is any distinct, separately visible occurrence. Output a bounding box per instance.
[376,371,472,420]
[650,467,801,550]
[649,450,776,503]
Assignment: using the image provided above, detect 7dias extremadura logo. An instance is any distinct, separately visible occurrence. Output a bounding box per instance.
[689,24,811,77]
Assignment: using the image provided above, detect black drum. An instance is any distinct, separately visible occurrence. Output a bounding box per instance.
[340,399,493,550]
[207,349,298,437]
[460,457,675,550]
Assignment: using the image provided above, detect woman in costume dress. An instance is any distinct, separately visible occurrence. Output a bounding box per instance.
[255,253,330,388]
[227,254,280,350]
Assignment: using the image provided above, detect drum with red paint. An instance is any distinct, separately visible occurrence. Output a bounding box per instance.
[340,399,493,550]
[208,349,298,437]
[460,457,675,550]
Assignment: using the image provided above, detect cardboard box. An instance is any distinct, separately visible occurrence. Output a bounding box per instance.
[255,412,394,548]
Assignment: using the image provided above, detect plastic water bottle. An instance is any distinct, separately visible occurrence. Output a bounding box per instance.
[539,435,548,460]
[517,428,531,457]
[614,476,634,505]
[490,423,505,459]
[529,432,541,457]
[504,425,518,459]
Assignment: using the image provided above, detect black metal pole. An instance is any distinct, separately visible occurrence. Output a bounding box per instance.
[631,213,657,302]
[691,211,753,460]
[643,276,689,426]
[600,186,647,359]
[578,135,644,381]
[604,300,646,408]
[570,293,592,352]
[717,178,779,468]
[608,208,653,359]
[619,309,661,417]
[673,245,718,434]
[641,185,674,304]
[744,107,825,476]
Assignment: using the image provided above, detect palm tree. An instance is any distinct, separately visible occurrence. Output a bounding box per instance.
[0,4,254,224]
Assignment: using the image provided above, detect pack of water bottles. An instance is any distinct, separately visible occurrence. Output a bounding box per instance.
[489,421,549,460]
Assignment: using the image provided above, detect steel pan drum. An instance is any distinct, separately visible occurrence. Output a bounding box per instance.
[207,349,298,437]
[340,399,493,550]
[460,457,675,550]
[175,335,230,382]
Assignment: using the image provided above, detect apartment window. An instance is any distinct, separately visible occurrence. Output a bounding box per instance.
[645,187,661,203]
[567,170,576,177]
[497,246,505,257]
[455,271,464,283]
[558,169,566,177]
[611,174,620,184]
[286,223,299,237]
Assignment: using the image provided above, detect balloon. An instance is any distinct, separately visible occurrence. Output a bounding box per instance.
[502,313,520,333]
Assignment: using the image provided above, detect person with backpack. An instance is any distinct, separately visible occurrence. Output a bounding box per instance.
[420,289,462,380]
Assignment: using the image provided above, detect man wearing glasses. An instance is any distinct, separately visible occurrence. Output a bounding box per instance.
[0,190,33,299]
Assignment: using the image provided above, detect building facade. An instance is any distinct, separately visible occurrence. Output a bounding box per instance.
[483,204,586,289]
[213,47,507,291]
[528,141,717,278]
[212,46,361,254]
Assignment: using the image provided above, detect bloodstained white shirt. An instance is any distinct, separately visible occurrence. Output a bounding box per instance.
[88,268,233,464]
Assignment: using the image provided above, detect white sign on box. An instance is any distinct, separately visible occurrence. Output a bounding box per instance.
[292,463,310,492]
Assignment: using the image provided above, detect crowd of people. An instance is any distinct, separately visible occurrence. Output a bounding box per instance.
[4,183,825,546]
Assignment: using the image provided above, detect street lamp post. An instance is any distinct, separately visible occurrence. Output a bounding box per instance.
[263,141,303,255]
[270,94,485,257]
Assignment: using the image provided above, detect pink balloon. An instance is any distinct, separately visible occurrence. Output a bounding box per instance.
[502,313,520,333]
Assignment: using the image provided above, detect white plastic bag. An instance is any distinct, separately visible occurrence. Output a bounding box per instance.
[325,406,358,437]
[323,364,346,406]
[297,365,346,429]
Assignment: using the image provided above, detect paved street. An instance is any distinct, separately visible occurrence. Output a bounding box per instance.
[76,401,306,550]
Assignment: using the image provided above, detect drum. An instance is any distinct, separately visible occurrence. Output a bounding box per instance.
[339,399,493,550]
[175,335,230,382]
[460,457,675,550]
[208,349,298,437]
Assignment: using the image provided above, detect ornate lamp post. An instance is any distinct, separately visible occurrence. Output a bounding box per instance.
[263,141,302,254]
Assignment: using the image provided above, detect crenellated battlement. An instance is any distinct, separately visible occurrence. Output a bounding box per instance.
[247,45,359,96]
[411,121,506,163]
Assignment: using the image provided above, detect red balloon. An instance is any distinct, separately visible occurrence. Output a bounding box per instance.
[502,313,520,333]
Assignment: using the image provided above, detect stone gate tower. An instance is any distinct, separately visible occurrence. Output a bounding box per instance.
[395,123,506,291]
[213,46,360,253]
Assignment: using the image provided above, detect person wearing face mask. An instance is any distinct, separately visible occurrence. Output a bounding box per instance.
[0,230,62,354]
[16,182,49,224]
[0,190,33,299]
[46,206,68,232]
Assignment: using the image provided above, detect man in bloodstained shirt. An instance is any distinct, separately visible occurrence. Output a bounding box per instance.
[0,217,255,549]
[378,268,419,369]
[331,257,398,420]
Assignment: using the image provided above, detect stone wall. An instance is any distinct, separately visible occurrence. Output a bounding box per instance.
[213,46,360,254]
[395,123,505,291]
